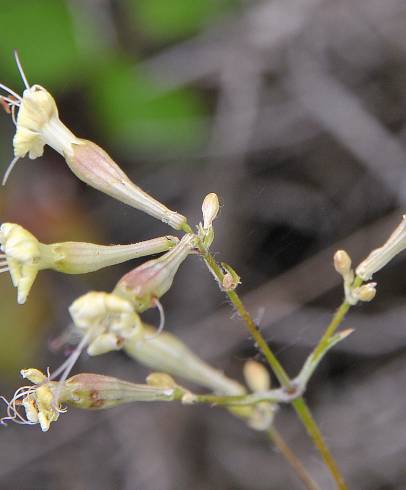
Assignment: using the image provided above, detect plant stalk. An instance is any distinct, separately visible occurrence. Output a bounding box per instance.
[200,247,348,490]
[312,276,362,361]
[268,427,321,490]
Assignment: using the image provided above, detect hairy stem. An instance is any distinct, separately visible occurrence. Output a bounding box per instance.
[268,427,321,490]
[202,251,291,386]
[200,247,348,490]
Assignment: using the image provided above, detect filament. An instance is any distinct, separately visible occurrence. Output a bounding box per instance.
[11,105,17,126]
[14,50,30,90]
[0,83,22,101]
[0,386,36,426]
[0,96,20,108]
[49,331,90,382]
[50,330,92,407]
[144,299,165,340]
[2,156,20,186]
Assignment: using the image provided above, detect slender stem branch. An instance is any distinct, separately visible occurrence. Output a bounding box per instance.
[192,386,297,406]
[292,398,347,490]
[202,250,291,387]
[268,427,321,490]
[312,276,362,361]
[200,247,348,490]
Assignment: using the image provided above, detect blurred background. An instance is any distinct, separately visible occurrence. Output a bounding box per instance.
[0,0,406,488]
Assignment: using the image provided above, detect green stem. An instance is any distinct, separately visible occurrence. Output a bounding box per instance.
[200,247,348,490]
[312,276,362,361]
[192,387,296,406]
[292,398,347,490]
[268,427,321,490]
[202,251,291,387]
[181,222,193,234]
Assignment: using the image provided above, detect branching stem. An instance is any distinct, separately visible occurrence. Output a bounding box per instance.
[312,276,362,362]
[199,245,349,490]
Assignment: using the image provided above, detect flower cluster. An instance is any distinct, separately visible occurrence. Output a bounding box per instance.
[2,52,406,458]
[0,53,234,431]
[333,215,406,305]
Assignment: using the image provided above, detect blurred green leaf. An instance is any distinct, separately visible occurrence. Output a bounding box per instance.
[127,0,232,41]
[89,58,206,151]
[0,283,46,378]
[0,0,81,88]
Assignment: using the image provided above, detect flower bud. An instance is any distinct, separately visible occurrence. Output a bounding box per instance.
[221,262,241,291]
[356,215,406,280]
[202,193,219,229]
[352,282,377,302]
[146,372,177,389]
[247,403,276,431]
[242,361,275,431]
[334,250,352,276]
[243,361,271,393]
[69,292,143,356]
[21,368,47,384]
[113,234,197,312]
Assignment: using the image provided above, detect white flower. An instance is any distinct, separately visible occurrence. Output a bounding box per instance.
[0,223,42,304]
[356,215,406,280]
[0,72,78,185]
[0,369,64,432]
[0,222,178,304]
[0,53,189,230]
[69,292,143,356]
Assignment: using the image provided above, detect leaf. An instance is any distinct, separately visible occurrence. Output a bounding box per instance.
[89,57,207,151]
[127,0,233,41]
[0,0,81,88]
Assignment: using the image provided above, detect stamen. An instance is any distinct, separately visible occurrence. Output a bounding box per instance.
[14,50,30,90]
[0,395,22,425]
[50,330,92,406]
[0,386,36,426]
[0,96,20,107]
[2,156,20,186]
[0,83,22,101]
[145,299,165,340]
[48,334,88,382]
[11,105,17,126]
